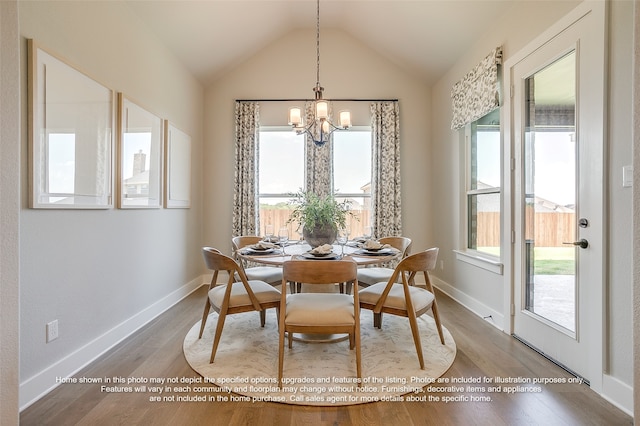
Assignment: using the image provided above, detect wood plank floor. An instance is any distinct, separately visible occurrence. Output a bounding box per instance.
[21,286,632,426]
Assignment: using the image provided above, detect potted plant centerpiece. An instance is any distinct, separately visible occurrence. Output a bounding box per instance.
[287,191,355,248]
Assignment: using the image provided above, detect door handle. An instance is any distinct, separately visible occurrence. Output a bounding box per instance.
[563,239,588,249]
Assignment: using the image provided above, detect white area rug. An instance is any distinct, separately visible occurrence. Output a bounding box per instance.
[183,310,456,406]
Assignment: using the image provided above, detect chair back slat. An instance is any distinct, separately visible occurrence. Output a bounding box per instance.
[396,247,439,274]
[202,246,241,274]
[283,259,357,285]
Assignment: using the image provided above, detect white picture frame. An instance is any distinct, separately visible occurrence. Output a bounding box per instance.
[28,39,114,209]
[164,122,191,208]
[117,94,164,209]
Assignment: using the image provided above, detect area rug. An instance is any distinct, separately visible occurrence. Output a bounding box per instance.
[183,310,456,406]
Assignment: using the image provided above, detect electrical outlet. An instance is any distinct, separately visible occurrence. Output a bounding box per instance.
[46,320,59,343]
[439,260,444,270]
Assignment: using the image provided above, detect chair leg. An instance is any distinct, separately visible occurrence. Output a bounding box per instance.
[289,281,296,294]
[349,332,354,349]
[259,309,266,327]
[210,310,228,363]
[278,325,285,388]
[345,281,353,295]
[339,282,345,293]
[288,330,293,349]
[373,312,383,329]
[198,298,211,339]
[431,301,445,344]
[407,312,425,369]
[355,326,362,384]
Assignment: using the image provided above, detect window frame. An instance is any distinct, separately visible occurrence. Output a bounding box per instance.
[464,110,502,259]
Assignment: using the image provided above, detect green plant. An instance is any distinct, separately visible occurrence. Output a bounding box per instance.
[286,191,355,232]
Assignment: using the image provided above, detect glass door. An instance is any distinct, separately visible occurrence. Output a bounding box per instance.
[523,51,578,334]
[510,3,605,386]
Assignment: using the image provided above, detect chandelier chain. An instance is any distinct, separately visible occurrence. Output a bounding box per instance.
[316,0,321,88]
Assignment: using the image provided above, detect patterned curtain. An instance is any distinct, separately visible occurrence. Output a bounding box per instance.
[304,101,333,197]
[232,101,260,237]
[370,101,402,238]
[451,47,503,130]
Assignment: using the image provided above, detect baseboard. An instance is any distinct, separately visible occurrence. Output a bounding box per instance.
[431,275,505,331]
[19,276,207,411]
[601,374,634,417]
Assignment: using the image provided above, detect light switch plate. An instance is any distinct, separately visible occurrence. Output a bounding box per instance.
[622,165,633,188]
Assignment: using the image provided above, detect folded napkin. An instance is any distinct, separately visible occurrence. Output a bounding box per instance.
[361,239,390,250]
[309,244,333,254]
[250,241,277,250]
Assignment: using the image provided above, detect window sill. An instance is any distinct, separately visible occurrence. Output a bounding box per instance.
[454,250,503,275]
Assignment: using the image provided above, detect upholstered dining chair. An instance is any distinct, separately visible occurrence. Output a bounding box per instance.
[199,247,281,363]
[278,259,361,387]
[352,236,412,294]
[232,236,284,287]
[359,248,444,369]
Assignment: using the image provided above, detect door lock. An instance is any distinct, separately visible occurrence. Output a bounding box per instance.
[563,239,589,249]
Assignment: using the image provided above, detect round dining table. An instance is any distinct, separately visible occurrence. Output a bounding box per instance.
[236,241,401,343]
[236,241,400,267]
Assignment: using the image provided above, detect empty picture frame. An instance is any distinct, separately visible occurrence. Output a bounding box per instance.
[117,94,163,208]
[28,39,113,208]
[164,122,191,208]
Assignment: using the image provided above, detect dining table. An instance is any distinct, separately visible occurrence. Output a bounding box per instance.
[236,240,401,267]
[236,240,401,343]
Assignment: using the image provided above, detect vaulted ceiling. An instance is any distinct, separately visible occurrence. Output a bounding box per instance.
[125,0,515,86]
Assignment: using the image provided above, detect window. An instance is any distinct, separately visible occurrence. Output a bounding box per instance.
[258,128,305,238]
[333,129,372,237]
[258,126,372,240]
[47,133,76,203]
[466,109,500,256]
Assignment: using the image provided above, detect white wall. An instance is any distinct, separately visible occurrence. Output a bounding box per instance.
[203,28,433,256]
[1,1,21,422]
[431,0,633,413]
[18,1,204,409]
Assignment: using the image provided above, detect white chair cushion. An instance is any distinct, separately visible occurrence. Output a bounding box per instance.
[235,266,283,284]
[357,267,394,286]
[285,294,355,327]
[359,282,435,313]
[209,280,281,309]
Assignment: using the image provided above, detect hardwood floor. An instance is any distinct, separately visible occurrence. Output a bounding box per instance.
[21,286,632,426]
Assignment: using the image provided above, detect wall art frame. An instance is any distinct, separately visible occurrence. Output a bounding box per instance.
[164,122,191,208]
[27,39,114,209]
[117,94,164,209]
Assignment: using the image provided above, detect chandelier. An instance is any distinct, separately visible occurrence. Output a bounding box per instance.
[287,0,352,147]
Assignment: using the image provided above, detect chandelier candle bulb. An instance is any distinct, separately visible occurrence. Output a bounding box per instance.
[340,111,352,128]
[316,101,328,119]
[288,107,302,126]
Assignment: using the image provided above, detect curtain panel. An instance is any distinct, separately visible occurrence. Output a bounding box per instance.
[304,101,333,197]
[451,47,503,130]
[232,101,260,236]
[371,101,402,239]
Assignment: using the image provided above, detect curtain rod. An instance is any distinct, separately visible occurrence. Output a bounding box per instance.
[235,98,399,102]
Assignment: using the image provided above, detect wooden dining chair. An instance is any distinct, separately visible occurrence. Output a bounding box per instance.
[358,248,444,369]
[278,259,361,387]
[232,236,284,287]
[351,236,412,294]
[200,247,281,363]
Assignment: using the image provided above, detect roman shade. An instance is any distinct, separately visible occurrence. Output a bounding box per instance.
[451,47,503,130]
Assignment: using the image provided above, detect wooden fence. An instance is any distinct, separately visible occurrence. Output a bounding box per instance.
[261,209,575,248]
[260,208,370,240]
[477,212,575,247]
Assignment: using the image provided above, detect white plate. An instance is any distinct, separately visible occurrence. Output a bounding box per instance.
[246,248,275,254]
[300,252,340,260]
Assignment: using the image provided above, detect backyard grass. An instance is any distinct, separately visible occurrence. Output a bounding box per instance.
[478,246,575,275]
